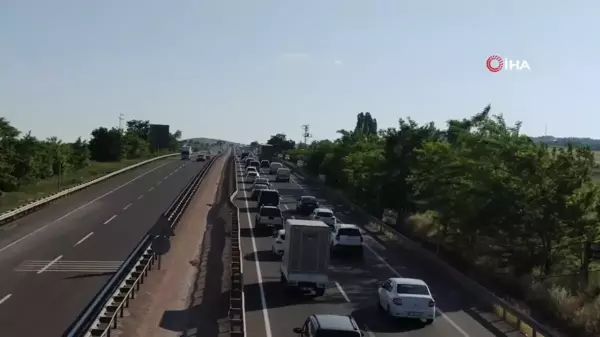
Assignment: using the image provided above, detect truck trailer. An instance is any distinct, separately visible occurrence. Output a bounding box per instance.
[258,144,276,161]
[280,219,330,296]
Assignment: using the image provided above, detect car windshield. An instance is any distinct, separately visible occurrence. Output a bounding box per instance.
[316,211,333,217]
[338,228,361,236]
[260,208,281,216]
[260,161,270,168]
[396,283,429,295]
[316,330,360,337]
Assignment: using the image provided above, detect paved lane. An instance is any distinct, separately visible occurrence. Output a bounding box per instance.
[0,157,211,337]
[234,158,504,337]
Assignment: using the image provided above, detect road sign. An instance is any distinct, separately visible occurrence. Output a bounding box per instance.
[151,236,170,255]
[149,214,175,237]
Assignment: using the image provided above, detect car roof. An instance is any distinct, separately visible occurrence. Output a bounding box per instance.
[253,183,268,188]
[301,195,317,199]
[314,208,332,213]
[313,314,358,332]
[390,277,428,286]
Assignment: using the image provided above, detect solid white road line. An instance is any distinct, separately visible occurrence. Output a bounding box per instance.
[137,195,144,200]
[289,171,471,337]
[37,255,63,274]
[123,203,132,211]
[335,281,351,303]
[74,232,94,247]
[0,294,12,305]
[0,160,175,254]
[238,164,273,337]
[148,186,154,192]
[103,215,117,225]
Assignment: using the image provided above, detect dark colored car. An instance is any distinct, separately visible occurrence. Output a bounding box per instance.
[257,189,281,208]
[293,314,363,336]
[241,152,249,160]
[296,196,319,214]
[245,158,253,167]
[260,160,270,170]
[251,183,269,200]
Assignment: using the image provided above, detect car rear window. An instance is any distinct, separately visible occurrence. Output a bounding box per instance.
[280,234,286,240]
[338,228,361,236]
[302,197,317,203]
[248,172,257,176]
[260,191,280,204]
[254,184,268,190]
[260,160,270,168]
[396,284,429,295]
[260,208,281,216]
[316,211,333,217]
[250,161,259,167]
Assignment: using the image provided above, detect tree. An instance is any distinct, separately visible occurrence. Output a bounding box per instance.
[126,120,150,140]
[267,134,295,154]
[89,127,123,162]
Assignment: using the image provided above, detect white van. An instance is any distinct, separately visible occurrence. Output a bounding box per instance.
[275,168,291,182]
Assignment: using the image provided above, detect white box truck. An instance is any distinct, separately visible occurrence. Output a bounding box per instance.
[280,219,330,296]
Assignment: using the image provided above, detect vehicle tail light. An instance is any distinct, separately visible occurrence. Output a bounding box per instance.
[392,298,403,305]
[428,300,435,307]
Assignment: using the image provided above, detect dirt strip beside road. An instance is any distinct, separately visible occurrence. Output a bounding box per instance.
[115,154,232,337]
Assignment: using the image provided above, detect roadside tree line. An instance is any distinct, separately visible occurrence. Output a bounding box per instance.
[0,117,181,193]
[281,108,600,335]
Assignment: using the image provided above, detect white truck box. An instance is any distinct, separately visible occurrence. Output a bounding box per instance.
[280,219,330,296]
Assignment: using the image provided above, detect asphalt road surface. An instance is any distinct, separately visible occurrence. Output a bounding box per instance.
[0,156,211,337]
[234,159,506,337]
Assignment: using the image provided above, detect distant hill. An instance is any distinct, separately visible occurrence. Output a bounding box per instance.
[531,136,600,150]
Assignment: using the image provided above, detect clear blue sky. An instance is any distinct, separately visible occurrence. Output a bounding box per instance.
[1,0,597,144]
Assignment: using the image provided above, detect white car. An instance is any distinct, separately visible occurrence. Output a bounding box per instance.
[246,171,259,182]
[269,162,283,174]
[310,208,336,226]
[377,277,436,324]
[271,229,285,256]
[255,205,283,230]
[253,177,270,188]
[246,166,258,174]
[330,223,363,256]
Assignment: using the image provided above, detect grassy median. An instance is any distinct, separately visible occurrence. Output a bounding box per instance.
[0,158,163,214]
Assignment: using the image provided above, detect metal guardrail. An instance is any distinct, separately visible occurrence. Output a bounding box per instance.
[64,156,219,337]
[0,153,178,225]
[283,160,557,337]
[228,154,245,337]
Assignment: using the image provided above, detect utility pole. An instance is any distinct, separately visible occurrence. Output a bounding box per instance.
[118,113,125,133]
[301,124,312,144]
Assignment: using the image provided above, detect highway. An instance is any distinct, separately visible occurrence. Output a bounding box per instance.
[0,156,211,337]
[234,159,505,337]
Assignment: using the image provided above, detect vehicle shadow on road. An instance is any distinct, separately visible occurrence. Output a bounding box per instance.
[244,250,281,262]
[351,305,425,333]
[244,281,348,312]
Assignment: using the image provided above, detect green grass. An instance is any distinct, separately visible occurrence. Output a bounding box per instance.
[0,158,158,213]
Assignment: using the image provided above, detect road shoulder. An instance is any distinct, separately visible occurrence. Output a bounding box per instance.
[116,155,231,337]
